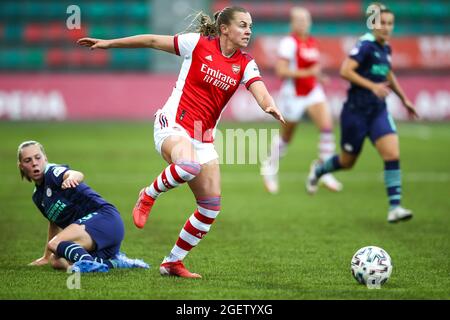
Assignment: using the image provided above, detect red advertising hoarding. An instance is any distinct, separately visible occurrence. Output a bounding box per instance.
[0,74,449,121]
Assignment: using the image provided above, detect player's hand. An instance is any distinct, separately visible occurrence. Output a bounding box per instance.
[371,82,391,99]
[77,38,111,50]
[29,256,49,266]
[265,106,286,124]
[403,99,419,119]
[61,178,80,189]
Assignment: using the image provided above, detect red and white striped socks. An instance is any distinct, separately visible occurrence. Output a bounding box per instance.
[145,160,201,199]
[165,196,221,262]
[318,129,336,162]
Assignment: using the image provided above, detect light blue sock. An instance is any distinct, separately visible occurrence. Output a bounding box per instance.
[384,160,402,210]
[315,155,342,178]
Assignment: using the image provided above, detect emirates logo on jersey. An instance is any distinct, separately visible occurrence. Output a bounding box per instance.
[232,64,240,74]
[200,63,237,91]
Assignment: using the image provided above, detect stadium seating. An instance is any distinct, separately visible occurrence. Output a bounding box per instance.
[0,0,448,71]
[0,0,151,71]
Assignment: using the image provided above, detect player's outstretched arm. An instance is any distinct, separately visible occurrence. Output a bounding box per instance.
[61,170,84,189]
[29,222,61,266]
[248,81,285,124]
[387,71,419,118]
[77,35,176,54]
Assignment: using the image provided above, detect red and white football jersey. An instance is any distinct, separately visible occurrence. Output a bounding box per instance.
[278,34,320,96]
[162,33,262,142]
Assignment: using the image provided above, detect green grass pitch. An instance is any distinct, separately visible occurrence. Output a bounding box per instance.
[0,121,449,299]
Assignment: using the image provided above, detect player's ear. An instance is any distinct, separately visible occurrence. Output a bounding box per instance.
[219,23,228,35]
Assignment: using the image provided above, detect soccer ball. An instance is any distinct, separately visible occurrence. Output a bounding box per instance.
[351,246,392,287]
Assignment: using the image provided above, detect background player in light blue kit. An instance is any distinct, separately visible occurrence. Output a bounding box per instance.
[306,3,418,223]
[18,140,149,272]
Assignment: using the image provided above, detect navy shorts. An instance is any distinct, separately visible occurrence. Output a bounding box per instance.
[340,105,397,155]
[75,204,124,259]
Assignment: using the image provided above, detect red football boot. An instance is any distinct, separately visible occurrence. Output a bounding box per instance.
[132,188,155,229]
[160,260,202,279]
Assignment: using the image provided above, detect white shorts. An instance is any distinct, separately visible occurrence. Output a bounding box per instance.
[277,84,327,122]
[153,109,219,165]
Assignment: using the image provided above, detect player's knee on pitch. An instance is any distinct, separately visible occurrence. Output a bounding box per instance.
[47,239,60,253]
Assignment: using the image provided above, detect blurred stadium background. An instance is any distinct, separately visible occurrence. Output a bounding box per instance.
[0,0,448,121]
[0,1,449,300]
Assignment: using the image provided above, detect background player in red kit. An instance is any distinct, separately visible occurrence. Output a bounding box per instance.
[78,6,284,278]
[261,7,342,194]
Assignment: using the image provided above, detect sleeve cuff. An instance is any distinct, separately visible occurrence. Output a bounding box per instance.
[174,35,180,56]
[245,77,263,90]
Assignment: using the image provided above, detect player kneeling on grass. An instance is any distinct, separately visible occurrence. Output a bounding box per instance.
[18,141,149,273]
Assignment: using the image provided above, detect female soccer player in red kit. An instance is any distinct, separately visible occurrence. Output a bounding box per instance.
[78,6,284,278]
[261,7,342,194]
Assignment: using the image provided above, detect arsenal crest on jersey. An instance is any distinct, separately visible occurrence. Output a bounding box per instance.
[231,64,240,74]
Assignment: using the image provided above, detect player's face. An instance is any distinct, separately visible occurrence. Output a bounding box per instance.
[19,145,47,183]
[374,12,394,43]
[223,12,253,48]
[291,9,311,35]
